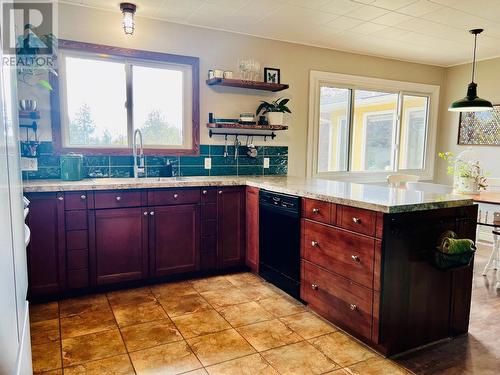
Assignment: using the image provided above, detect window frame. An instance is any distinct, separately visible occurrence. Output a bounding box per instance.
[307,71,440,182]
[51,39,200,156]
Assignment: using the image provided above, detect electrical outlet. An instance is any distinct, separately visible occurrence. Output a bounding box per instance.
[204,157,212,169]
[21,157,38,171]
[263,157,270,169]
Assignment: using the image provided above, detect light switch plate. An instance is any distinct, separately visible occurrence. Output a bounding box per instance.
[263,157,270,169]
[204,157,212,169]
[21,157,38,171]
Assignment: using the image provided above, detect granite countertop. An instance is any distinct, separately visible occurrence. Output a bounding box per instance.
[23,176,474,213]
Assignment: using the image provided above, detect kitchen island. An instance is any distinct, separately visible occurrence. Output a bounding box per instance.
[24,176,477,356]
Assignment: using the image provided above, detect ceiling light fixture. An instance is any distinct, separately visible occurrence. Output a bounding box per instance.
[120,2,137,36]
[449,29,493,112]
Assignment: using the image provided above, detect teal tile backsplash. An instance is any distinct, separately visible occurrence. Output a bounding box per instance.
[22,142,288,180]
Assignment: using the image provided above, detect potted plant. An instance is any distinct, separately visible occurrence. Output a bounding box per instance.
[439,151,488,194]
[255,98,291,126]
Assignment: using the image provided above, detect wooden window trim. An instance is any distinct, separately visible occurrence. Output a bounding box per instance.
[50,39,200,156]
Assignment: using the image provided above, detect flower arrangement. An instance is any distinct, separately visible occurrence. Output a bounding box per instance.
[438,151,488,193]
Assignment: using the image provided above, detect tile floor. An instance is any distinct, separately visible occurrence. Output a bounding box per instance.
[30,272,410,375]
[30,243,500,375]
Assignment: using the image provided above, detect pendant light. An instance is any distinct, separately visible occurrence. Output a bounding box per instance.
[120,3,137,35]
[449,29,493,112]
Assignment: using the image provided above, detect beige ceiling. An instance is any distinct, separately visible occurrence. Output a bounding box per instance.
[60,0,500,67]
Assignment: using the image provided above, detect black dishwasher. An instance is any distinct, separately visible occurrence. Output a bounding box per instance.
[259,190,301,300]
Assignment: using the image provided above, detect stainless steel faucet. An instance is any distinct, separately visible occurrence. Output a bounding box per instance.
[133,129,145,178]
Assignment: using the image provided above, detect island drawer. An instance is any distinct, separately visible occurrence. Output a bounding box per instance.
[302,219,375,288]
[301,260,373,341]
[94,190,143,209]
[337,205,376,236]
[148,188,200,206]
[302,198,335,225]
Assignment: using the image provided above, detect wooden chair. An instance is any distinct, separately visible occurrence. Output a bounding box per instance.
[387,174,419,188]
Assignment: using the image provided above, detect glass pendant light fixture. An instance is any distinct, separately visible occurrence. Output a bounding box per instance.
[449,29,493,112]
[120,3,137,35]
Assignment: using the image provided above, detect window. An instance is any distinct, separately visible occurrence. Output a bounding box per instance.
[53,40,199,155]
[308,71,439,180]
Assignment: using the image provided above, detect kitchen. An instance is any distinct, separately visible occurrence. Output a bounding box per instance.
[1,0,500,374]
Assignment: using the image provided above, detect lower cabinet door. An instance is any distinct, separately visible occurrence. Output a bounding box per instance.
[150,204,200,277]
[90,207,148,285]
[26,193,66,296]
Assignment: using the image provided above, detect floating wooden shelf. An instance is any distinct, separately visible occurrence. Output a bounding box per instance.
[207,123,288,131]
[206,78,289,92]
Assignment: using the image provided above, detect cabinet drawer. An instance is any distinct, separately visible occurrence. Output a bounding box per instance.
[67,249,88,270]
[338,205,376,236]
[65,210,87,231]
[94,190,143,209]
[302,198,335,225]
[302,220,375,288]
[202,220,216,237]
[148,188,200,206]
[67,269,89,289]
[65,192,88,210]
[201,236,216,254]
[66,230,88,250]
[200,251,217,271]
[302,260,372,341]
[201,203,217,220]
[201,188,217,203]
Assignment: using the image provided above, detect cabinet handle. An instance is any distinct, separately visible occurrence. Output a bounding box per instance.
[311,284,318,290]
[173,193,178,199]
[80,194,86,200]
[150,211,155,216]
[350,304,357,311]
[57,196,64,201]
[311,241,319,248]
[351,255,360,262]
[312,208,320,214]
[352,217,361,224]
[218,190,223,195]
[143,211,148,216]
[116,196,122,201]
[202,190,207,195]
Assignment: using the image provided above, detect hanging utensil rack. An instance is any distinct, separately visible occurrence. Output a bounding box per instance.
[207,123,287,140]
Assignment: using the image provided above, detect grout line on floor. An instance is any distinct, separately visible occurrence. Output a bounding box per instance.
[155,288,206,373]
[186,281,284,374]
[104,292,138,375]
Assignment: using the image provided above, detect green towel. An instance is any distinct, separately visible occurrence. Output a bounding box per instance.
[441,238,475,254]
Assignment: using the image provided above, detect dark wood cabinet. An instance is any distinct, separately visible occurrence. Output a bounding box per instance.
[89,207,148,285]
[26,193,66,296]
[150,204,200,276]
[26,186,247,297]
[217,187,246,269]
[246,187,259,273]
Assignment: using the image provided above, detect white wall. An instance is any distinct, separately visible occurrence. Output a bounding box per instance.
[436,57,500,184]
[21,3,447,178]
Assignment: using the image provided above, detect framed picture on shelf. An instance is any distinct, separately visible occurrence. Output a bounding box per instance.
[458,104,500,145]
[264,67,280,84]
